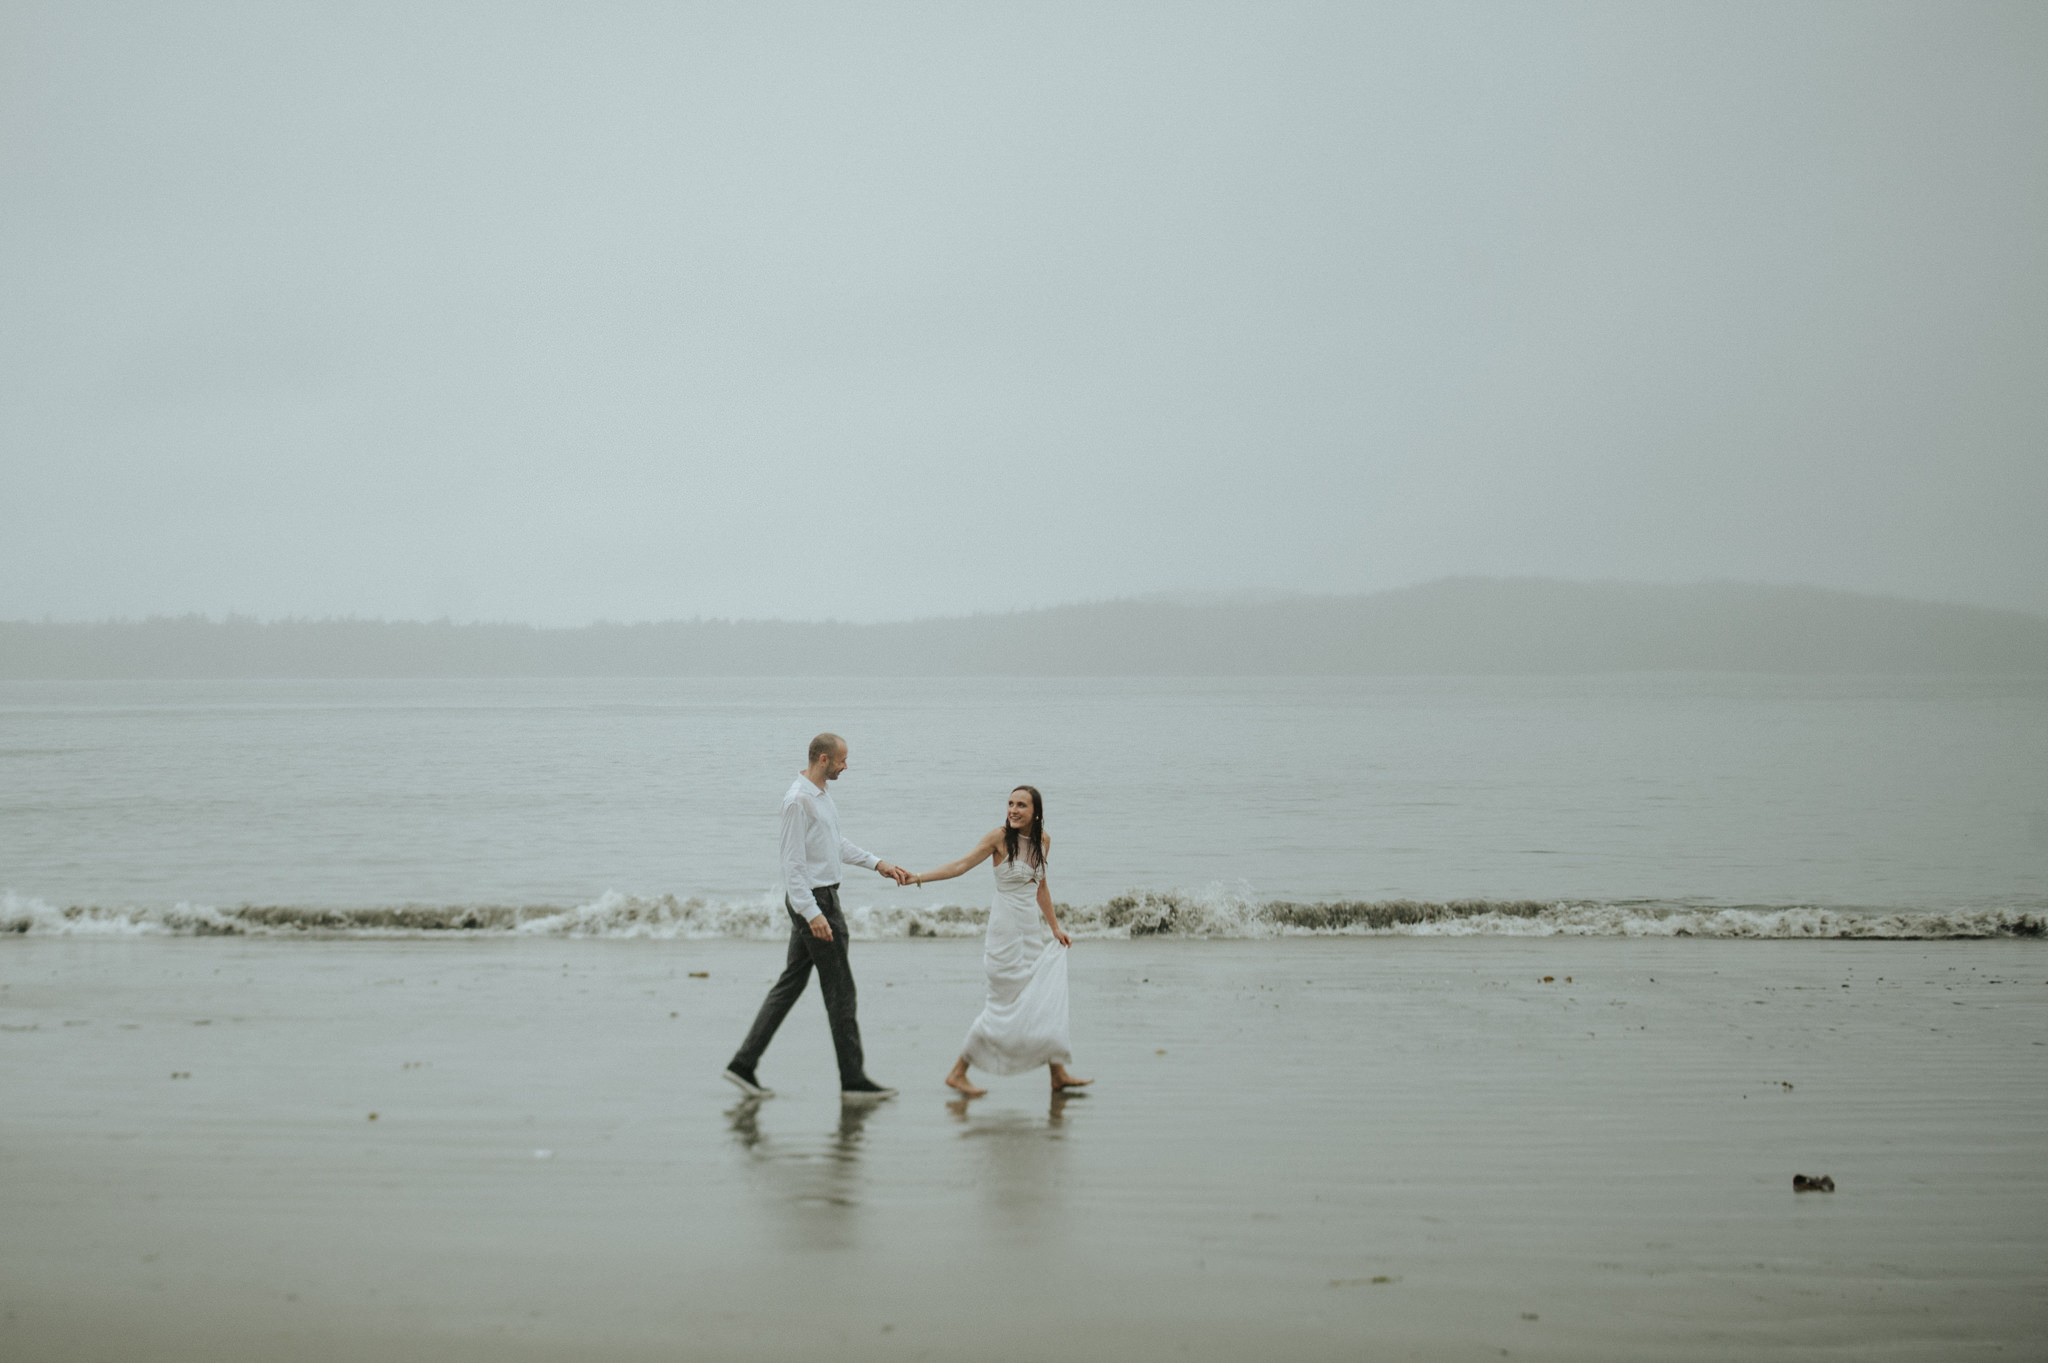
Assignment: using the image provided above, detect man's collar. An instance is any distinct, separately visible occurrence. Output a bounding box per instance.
[798,773,826,796]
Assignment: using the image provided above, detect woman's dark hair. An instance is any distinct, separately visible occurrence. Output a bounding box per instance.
[1004,785,1046,869]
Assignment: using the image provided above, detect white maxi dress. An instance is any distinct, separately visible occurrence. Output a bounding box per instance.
[960,856,1072,1075]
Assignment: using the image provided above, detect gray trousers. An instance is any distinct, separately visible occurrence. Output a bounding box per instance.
[730,885,866,1086]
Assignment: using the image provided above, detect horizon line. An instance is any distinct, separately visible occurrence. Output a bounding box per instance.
[5,575,2046,631]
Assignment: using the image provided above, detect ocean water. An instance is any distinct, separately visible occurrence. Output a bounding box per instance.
[2,674,2044,938]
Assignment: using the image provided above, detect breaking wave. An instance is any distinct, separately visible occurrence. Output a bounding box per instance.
[4,888,2042,941]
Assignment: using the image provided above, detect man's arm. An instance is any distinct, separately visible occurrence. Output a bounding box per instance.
[782,800,821,924]
[838,836,880,872]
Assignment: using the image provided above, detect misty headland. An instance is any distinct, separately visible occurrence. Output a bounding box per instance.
[6,578,2046,679]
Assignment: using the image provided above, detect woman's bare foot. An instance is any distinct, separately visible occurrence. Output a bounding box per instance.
[945,1061,986,1098]
[1050,1064,1092,1090]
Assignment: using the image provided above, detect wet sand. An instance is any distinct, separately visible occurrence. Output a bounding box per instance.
[2,935,2043,1361]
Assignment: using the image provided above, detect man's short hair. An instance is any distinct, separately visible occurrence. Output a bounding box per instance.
[808,732,846,763]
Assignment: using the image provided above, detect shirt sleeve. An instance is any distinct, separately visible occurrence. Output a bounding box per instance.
[838,835,880,871]
[781,798,820,919]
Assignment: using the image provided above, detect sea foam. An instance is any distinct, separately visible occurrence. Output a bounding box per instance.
[3,887,2040,940]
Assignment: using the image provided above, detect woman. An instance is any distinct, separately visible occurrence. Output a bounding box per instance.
[910,786,1091,1097]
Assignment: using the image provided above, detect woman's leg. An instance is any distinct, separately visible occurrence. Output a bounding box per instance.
[1049,1061,1092,1089]
[944,1055,986,1097]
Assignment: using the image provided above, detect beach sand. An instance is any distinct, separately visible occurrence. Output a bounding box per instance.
[2,935,2043,1361]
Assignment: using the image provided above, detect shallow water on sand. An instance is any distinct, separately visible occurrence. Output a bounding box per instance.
[3,935,2043,1361]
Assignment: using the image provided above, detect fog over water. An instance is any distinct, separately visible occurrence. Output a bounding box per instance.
[8,579,2048,678]
[3,3,2045,625]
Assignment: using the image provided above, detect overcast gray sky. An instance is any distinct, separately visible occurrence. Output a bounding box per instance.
[3,2,2043,624]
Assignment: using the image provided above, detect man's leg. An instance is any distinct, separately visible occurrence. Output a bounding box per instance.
[805,888,868,1088]
[729,903,815,1074]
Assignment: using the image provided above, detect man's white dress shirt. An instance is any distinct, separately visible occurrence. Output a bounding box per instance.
[781,775,879,921]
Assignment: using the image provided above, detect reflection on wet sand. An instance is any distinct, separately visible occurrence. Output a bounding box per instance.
[945,1087,1084,1129]
[948,1089,1082,1232]
[723,1089,1083,1252]
[725,1098,879,1249]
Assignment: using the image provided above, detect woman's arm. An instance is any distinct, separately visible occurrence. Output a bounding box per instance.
[1037,876,1070,947]
[909,829,1001,886]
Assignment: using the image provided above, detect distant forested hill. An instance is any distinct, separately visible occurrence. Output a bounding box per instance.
[4,579,2046,678]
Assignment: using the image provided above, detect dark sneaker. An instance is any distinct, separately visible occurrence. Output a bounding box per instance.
[722,1064,773,1098]
[840,1077,898,1101]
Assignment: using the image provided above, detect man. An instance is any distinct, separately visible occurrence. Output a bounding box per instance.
[723,732,908,1101]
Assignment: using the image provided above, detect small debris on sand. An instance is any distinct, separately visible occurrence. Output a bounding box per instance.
[688,971,709,978]
[1793,1174,1834,1192]
[367,1112,378,1121]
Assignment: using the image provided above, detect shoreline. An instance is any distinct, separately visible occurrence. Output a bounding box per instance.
[6,888,2044,940]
